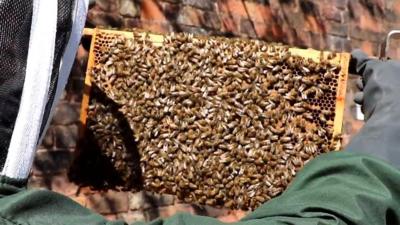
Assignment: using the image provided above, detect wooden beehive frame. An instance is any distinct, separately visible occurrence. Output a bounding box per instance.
[80,28,349,150]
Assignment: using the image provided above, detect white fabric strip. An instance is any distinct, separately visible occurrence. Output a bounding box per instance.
[38,0,89,145]
[1,0,58,179]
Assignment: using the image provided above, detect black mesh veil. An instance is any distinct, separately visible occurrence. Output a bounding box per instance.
[0,0,87,179]
[0,0,33,170]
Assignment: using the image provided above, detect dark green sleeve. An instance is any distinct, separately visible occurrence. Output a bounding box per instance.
[1,151,400,225]
[134,151,400,225]
[0,179,126,225]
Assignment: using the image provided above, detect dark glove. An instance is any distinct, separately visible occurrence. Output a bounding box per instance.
[345,49,400,167]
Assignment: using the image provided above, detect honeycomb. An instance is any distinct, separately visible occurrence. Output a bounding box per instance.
[74,29,349,210]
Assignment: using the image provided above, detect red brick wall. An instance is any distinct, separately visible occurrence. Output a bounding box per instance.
[87,0,400,56]
[29,0,400,223]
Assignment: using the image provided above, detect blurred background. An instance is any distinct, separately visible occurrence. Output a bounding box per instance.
[29,0,399,223]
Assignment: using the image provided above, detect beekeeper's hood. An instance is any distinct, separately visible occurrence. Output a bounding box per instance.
[0,0,88,184]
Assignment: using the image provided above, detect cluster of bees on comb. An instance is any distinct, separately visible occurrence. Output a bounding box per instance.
[86,31,342,210]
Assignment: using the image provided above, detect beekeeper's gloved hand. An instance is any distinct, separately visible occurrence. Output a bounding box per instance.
[346,49,400,167]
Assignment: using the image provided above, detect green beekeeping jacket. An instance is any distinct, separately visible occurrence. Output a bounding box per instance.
[0,151,399,225]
